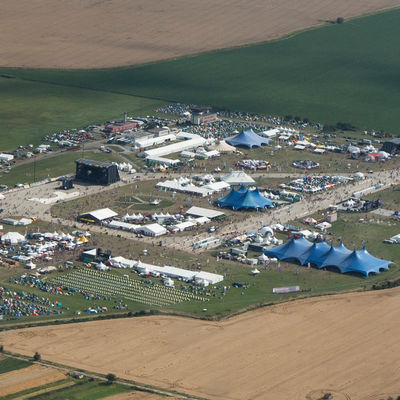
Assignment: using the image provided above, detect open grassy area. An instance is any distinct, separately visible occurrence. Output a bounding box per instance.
[2,9,400,135]
[0,76,166,151]
[0,357,32,373]
[0,151,122,186]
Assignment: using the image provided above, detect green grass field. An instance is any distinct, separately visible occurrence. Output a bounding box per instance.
[0,77,165,151]
[2,8,400,140]
[0,357,32,373]
[0,151,121,186]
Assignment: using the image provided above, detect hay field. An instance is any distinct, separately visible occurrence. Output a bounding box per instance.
[2,0,400,69]
[2,288,400,400]
[0,364,66,397]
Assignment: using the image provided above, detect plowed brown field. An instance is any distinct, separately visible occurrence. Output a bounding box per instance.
[1,0,400,69]
[1,287,400,400]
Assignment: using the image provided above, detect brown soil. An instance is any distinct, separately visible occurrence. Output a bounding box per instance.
[0,364,66,397]
[1,287,400,399]
[1,0,400,69]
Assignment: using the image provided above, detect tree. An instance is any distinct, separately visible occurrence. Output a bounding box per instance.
[33,352,41,361]
[106,373,117,384]
[336,17,344,24]
[0,345,3,352]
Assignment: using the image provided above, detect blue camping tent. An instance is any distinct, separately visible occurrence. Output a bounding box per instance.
[339,247,392,276]
[217,186,273,210]
[298,240,331,266]
[226,128,270,149]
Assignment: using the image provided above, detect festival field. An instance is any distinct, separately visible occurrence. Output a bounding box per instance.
[1,0,399,69]
[1,287,400,400]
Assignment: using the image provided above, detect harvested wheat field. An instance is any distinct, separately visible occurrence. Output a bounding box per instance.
[0,364,66,397]
[1,0,400,69]
[2,288,400,400]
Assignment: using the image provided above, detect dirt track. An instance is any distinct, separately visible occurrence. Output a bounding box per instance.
[1,287,400,400]
[1,0,400,69]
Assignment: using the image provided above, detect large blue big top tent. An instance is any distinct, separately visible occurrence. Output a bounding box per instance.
[226,128,270,149]
[265,237,393,276]
[297,240,331,266]
[265,236,313,262]
[217,186,273,210]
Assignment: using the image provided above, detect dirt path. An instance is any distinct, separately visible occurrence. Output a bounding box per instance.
[1,286,400,399]
[1,0,400,69]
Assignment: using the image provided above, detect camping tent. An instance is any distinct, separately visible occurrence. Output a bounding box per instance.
[226,128,270,148]
[221,171,255,186]
[217,187,273,210]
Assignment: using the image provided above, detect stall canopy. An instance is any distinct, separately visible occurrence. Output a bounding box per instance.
[265,238,392,276]
[226,128,270,149]
[217,187,273,210]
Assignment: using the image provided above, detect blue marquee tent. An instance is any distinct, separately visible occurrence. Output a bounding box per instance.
[265,236,313,262]
[265,238,392,276]
[339,247,392,276]
[297,240,331,266]
[226,128,270,149]
[319,242,352,269]
[217,186,273,210]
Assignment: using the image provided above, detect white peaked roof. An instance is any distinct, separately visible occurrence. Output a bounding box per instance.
[210,140,235,152]
[221,171,256,186]
[1,232,25,243]
[186,206,225,219]
[86,208,118,221]
[141,223,167,236]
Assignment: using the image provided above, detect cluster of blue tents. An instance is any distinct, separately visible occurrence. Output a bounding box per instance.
[226,128,270,149]
[217,186,274,210]
[265,237,392,276]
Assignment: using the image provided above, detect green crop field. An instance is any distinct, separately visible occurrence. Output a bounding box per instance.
[2,8,400,142]
[0,357,32,374]
[27,380,131,400]
[0,77,165,151]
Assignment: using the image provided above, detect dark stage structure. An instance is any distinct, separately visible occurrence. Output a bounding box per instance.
[75,159,120,185]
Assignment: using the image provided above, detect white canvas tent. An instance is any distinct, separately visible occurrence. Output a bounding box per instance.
[210,140,237,153]
[1,232,25,245]
[221,171,256,186]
